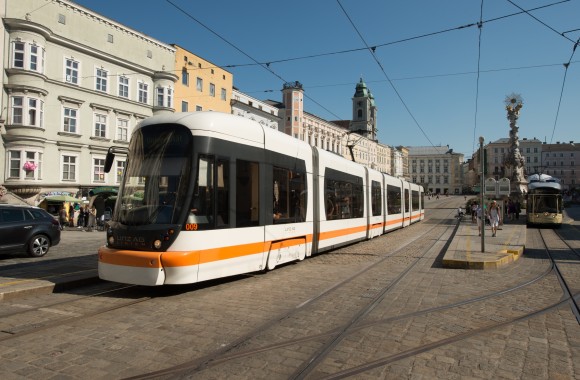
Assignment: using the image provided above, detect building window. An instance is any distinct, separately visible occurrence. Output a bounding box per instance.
[94,113,107,138]
[181,101,188,112]
[196,105,202,112]
[118,76,129,98]
[95,68,108,92]
[58,14,66,24]
[8,150,42,180]
[93,158,106,182]
[107,34,114,43]
[182,68,189,86]
[63,107,78,133]
[116,118,129,141]
[209,83,215,97]
[221,88,227,101]
[10,95,44,127]
[65,58,79,85]
[196,77,203,92]
[13,41,25,68]
[62,155,77,181]
[12,41,45,73]
[156,86,173,108]
[116,161,125,183]
[138,82,148,104]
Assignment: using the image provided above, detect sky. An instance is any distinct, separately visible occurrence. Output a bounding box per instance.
[72,0,580,157]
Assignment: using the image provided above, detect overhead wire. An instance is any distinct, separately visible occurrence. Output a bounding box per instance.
[336,0,436,148]
[165,0,342,120]
[549,37,579,143]
[219,0,569,69]
[504,0,579,144]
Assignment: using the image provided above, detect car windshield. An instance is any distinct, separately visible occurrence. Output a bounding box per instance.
[113,124,193,226]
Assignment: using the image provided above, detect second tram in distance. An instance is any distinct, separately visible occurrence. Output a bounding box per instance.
[98,112,424,286]
[526,173,563,227]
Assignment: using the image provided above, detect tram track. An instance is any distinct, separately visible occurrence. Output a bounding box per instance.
[126,205,573,379]
[538,228,580,323]
[0,282,196,342]
[3,200,576,379]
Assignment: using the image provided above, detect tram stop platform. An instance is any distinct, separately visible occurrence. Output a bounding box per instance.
[442,213,526,269]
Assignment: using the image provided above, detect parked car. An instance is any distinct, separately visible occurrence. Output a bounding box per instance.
[0,204,61,257]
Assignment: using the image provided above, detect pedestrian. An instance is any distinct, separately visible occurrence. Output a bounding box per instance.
[84,205,90,228]
[515,200,521,220]
[471,202,478,223]
[488,200,501,237]
[68,205,75,227]
[77,205,85,228]
[58,205,67,230]
[476,203,483,236]
[86,205,97,232]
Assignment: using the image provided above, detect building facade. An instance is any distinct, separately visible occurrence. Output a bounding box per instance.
[231,88,280,130]
[172,45,232,113]
[408,146,464,194]
[1,0,177,205]
[542,141,578,191]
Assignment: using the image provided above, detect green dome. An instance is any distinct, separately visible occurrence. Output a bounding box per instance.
[354,78,370,97]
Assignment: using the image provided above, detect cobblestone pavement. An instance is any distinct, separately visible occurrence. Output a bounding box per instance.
[0,197,578,379]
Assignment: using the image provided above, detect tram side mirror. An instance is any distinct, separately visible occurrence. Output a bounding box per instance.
[104,150,115,173]
[104,146,129,173]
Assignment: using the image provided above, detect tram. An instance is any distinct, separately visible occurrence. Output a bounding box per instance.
[98,112,424,286]
[526,174,563,227]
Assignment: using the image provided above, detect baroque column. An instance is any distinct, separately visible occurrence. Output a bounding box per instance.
[503,93,528,199]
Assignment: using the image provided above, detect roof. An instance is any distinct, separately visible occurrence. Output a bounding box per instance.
[407,146,453,155]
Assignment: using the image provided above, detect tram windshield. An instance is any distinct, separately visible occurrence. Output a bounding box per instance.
[113,124,193,226]
[531,194,561,214]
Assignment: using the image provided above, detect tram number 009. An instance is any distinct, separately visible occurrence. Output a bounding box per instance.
[185,223,198,231]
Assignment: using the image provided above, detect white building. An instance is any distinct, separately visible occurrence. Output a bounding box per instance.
[408,146,464,195]
[230,88,280,130]
[1,0,177,204]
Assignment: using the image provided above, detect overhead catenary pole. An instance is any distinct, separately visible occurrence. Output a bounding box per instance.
[479,136,485,253]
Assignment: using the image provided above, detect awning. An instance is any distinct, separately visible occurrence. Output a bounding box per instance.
[44,195,81,202]
[89,186,118,197]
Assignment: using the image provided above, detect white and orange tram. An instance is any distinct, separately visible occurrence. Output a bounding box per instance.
[98,112,424,286]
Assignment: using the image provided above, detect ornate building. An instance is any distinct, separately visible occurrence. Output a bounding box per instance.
[1,0,177,205]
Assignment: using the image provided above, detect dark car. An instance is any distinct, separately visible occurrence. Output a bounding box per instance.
[0,204,61,257]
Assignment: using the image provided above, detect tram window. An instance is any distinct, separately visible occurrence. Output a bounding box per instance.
[371,181,381,216]
[273,166,306,224]
[412,190,419,211]
[190,156,230,230]
[236,160,259,227]
[324,169,363,220]
[386,185,401,214]
[405,189,410,212]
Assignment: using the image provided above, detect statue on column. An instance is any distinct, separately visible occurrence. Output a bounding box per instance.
[503,93,527,198]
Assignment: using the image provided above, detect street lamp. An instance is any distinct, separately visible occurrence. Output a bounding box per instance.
[479,136,485,253]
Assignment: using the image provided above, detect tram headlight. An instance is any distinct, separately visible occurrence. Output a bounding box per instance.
[153,239,162,249]
[108,236,115,245]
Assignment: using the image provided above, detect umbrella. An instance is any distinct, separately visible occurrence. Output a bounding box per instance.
[44,195,81,203]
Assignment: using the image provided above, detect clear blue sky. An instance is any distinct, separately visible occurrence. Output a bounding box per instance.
[73,0,580,157]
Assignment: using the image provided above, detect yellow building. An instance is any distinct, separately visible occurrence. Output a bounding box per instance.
[172,45,232,113]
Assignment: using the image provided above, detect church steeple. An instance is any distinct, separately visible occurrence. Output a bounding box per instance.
[350,78,377,141]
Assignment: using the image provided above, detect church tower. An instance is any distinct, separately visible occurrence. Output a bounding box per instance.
[350,78,377,141]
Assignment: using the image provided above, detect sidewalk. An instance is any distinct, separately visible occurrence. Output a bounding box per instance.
[442,214,526,269]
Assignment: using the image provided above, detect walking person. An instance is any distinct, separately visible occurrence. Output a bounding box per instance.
[68,205,75,227]
[77,205,85,228]
[86,206,97,232]
[476,203,483,236]
[488,200,501,237]
[58,205,67,230]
